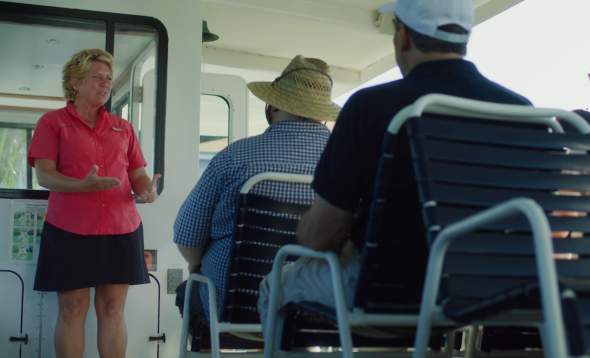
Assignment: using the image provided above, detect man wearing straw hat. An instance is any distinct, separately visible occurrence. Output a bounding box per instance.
[174,55,340,321]
[258,0,531,336]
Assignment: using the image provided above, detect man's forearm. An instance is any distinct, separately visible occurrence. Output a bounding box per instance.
[297,214,346,252]
[296,195,353,252]
[177,245,204,272]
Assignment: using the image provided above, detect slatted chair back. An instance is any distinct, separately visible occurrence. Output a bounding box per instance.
[355,93,590,355]
[410,106,590,356]
[353,115,429,312]
[222,172,313,323]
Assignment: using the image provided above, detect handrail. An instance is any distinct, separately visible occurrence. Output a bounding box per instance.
[0,269,28,358]
[147,273,165,358]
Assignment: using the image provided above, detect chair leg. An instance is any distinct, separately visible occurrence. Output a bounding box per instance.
[209,316,221,358]
[337,325,354,358]
[179,279,194,358]
[463,325,478,358]
[264,308,284,358]
[443,330,456,357]
[538,322,566,358]
[201,276,221,358]
[181,274,223,358]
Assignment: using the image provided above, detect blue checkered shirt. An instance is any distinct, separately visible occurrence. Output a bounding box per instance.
[174,119,330,320]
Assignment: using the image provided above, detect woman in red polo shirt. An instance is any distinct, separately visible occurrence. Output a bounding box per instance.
[28,48,160,358]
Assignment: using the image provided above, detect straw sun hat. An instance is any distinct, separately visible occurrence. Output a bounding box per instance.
[247,55,341,122]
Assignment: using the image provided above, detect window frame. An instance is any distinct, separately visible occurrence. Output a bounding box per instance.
[199,93,232,156]
[0,1,168,199]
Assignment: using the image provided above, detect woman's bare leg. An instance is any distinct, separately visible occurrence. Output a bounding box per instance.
[55,288,90,358]
[95,284,129,358]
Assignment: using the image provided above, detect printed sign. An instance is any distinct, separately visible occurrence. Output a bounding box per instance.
[11,200,47,263]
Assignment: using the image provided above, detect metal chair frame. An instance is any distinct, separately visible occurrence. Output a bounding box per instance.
[178,172,313,358]
[262,94,590,358]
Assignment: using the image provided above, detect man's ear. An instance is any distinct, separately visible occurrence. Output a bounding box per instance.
[399,24,412,51]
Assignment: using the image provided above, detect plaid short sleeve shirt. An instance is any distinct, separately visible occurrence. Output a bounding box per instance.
[174,119,330,319]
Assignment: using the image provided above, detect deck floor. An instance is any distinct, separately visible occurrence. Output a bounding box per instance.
[184,349,545,358]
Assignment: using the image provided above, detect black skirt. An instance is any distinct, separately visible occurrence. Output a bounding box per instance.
[34,221,149,291]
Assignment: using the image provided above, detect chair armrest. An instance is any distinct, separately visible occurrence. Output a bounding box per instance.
[186,273,220,326]
[178,273,220,358]
[264,244,353,356]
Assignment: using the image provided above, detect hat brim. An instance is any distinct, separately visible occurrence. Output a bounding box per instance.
[248,81,341,122]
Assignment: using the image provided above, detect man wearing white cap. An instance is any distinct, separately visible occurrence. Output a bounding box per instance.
[258,0,531,336]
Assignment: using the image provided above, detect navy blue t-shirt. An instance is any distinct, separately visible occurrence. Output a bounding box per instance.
[313,59,531,246]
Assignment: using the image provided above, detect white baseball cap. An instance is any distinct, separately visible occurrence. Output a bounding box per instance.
[380,0,473,44]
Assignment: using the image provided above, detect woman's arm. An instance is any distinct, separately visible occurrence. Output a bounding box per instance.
[129,167,161,203]
[35,159,120,192]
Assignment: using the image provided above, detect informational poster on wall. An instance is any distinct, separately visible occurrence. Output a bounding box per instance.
[10,200,47,263]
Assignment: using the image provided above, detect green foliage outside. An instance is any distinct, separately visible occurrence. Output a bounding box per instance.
[0,128,27,189]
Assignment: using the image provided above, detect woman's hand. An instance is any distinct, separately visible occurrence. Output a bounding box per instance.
[81,165,120,191]
[134,173,161,203]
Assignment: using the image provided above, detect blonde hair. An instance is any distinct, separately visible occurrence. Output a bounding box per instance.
[62,49,114,101]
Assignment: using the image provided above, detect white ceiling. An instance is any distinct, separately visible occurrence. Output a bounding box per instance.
[0,0,524,103]
[202,0,525,95]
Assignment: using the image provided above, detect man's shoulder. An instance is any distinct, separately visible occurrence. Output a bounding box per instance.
[473,75,531,106]
[353,80,406,102]
[225,133,264,152]
[339,80,410,120]
[209,134,267,166]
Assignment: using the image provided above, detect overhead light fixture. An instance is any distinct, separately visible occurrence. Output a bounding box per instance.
[202,20,219,43]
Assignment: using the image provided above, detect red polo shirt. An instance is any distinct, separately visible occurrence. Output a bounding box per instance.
[28,102,147,235]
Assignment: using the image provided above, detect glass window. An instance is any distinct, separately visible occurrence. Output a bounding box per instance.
[0,19,105,99]
[0,3,168,198]
[0,17,104,192]
[0,126,27,189]
[0,108,48,190]
[113,93,130,120]
[199,94,230,155]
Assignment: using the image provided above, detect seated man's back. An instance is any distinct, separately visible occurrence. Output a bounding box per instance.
[174,55,340,321]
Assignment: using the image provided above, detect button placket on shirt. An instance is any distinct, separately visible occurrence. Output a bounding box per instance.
[94,129,107,234]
